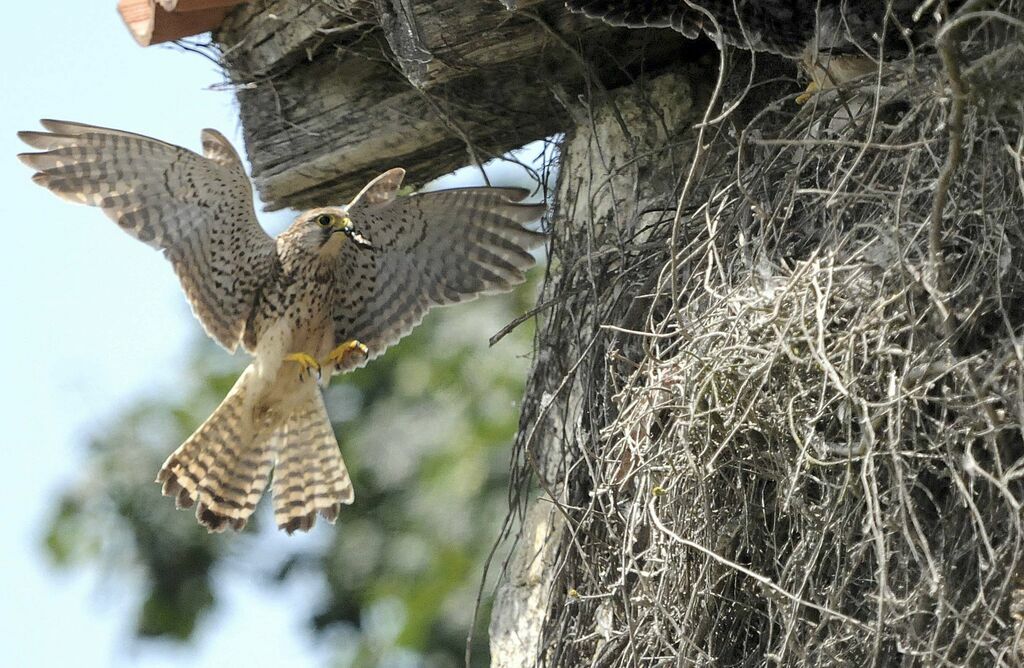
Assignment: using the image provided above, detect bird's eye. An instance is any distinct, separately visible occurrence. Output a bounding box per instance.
[315,214,333,227]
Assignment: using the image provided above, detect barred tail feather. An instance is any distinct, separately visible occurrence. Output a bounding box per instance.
[156,365,274,532]
[271,390,354,534]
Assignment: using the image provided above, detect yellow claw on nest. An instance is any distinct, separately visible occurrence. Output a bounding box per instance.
[324,339,369,369]
[284,352,322,381]
[795,80,819,105]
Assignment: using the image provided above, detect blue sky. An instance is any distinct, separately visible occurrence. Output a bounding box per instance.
[0,3,334,666]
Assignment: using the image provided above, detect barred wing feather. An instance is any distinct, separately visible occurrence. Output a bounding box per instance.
[330,184,546,371]
[18,120,276,352]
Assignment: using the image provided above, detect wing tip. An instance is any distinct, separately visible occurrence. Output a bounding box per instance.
[200,127,245,167]
[16,150,40,167]
[500,187,532,202]
[511,201,548,219]
[39,119,103,135]
[17,132,55,150]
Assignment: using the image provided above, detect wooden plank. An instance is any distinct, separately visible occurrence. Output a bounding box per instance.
[216,0,698,210]
[219,0,372,77]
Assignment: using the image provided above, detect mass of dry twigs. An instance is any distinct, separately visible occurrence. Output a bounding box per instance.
[507,1,1024,664]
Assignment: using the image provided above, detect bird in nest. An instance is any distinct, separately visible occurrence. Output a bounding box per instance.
[565,1,960,103]
[19,120,545,534]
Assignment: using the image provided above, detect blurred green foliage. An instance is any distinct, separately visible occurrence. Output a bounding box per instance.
[43,279,538,666]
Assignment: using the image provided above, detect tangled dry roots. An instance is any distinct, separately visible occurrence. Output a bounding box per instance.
[513,3,1024,664]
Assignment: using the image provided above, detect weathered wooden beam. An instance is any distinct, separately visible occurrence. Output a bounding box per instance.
[218,1,373,78]
[216,0,698,210]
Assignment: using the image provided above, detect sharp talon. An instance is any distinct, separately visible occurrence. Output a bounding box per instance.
[284,352,321,381]
[323,339,370,371]
[796,81,819,105]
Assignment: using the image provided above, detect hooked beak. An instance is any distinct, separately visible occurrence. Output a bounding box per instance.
[333,216,374,250]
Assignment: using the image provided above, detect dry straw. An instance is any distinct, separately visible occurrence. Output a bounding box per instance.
[511,1,1024,664]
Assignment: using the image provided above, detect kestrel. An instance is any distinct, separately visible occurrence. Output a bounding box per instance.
[18,120,545,533]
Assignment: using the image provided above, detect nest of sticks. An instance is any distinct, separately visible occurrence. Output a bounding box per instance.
[514,3,1024,664]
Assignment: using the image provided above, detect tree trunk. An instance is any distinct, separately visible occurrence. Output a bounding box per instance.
[489,62,715,665]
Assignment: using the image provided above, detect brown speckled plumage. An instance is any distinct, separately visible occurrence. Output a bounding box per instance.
[19,121,545,533]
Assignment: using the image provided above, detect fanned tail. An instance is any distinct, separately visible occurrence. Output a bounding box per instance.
[157,366,352,533]
[156,365,274,532]
[271,390,354,534]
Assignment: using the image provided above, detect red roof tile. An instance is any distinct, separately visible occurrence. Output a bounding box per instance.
[117,0,247,47]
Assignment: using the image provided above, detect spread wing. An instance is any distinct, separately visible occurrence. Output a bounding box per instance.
[18,120,277,352]
[329,171,546,371]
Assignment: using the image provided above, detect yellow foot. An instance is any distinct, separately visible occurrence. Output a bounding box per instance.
[795,80,819,105]
[284,352,321,382]
[324,339,369,372]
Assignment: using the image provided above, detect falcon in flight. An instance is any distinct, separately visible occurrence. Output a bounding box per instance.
[19,120,544,533]
[566,1,956,101]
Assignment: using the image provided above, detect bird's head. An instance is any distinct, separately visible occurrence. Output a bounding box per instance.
[291,207,374,256]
